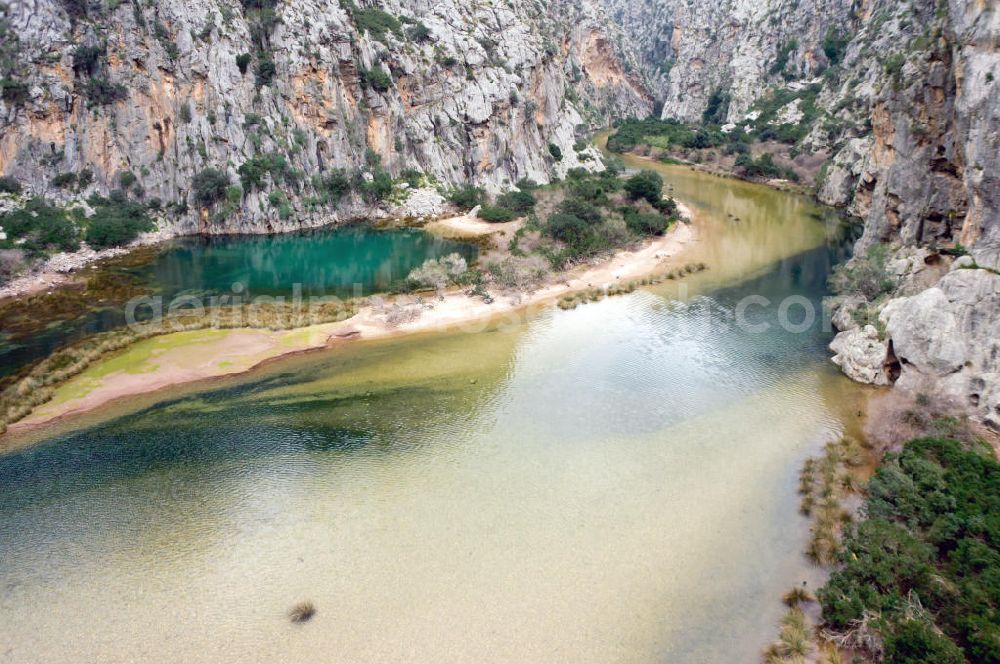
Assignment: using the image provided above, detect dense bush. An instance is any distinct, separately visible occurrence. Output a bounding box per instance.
[548,143,563,162]
[545,212,591,247]
[829,243,896,301]
[407,22,431,42]
[316,169,351,205]
[495,190,536,215]
[477,205,516,223]
[192,167,231,207]
[238,152,287,190]
[557,197,603,224]
[1,79,30,106]
[83,77,127,105]
[71,44,105,77]
[702,88,731,125]
[448,185,485,210]
[51,172,77,189]
[360,66,392,92]
[818,438,1000,663]
[85,197,154,248]
[0,175,21,194]
[823,28,849,66]
[623,208,669,236]
[255,56,276,86]
[0,198,80,255]
[352,7,402,41]
[607,117,726,153]
[359,169,393,202]
[624,170,664,205]
[236,53,251,74]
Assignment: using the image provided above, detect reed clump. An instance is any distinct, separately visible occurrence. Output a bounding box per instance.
[763,606,813,663]
[288,601,316,623]
[799,437,868,565]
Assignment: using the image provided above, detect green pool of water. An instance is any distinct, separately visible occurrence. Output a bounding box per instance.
[0,225,475,376]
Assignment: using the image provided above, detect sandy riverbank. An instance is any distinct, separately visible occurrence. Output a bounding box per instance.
[5,208,697,436]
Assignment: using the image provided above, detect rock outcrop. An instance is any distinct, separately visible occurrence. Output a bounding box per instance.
[0,0,651,234]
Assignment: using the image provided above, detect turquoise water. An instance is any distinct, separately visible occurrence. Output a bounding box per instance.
[0,165,865,662]
[0,226,475,375]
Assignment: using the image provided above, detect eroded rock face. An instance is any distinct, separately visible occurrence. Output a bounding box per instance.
[829,325,891,386]
[0,0,651,234]
[883,268,1000,427]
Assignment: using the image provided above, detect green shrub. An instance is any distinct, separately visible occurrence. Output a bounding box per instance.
[702,88,731,125]
[548,143,563,162]
[623,209,668,236]
[495,190,536,215]
[1,79,30,106]
[236,52,252,74]
[0,176,22,194]
[238,153,287,190]
[770,39,798,76]
[192,167,231,207]
[823,28,849,65]
[478,206,516,223]
[51,172,77,189]
[818,438,1000,663]
[84,77,127,105]
[624,170,663,204]
[829,243,896,300]
[407,22,431,42]
[71,44,105,77]
[0,198,80,254]
[316,169,351,204]
[448,185,485,210]
[359,66,392,92]
[255,56,276,86]
[85,197,153,248]
[119,170,137,189]
[359,169,393,202]
[352,7,402,41]
[558,197,603,223]
[545,212,591,246]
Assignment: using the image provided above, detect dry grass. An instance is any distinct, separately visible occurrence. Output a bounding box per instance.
[288,601,316,624]
[763,606,813,663]
[799,437,868,565]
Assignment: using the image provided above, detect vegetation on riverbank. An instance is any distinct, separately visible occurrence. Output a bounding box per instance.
[819,437,1000,663]
[606,80,831,189]
[767,417,1000,663]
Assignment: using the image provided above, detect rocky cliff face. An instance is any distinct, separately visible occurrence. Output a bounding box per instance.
[606,0,999,428]
[601,0,856,121]
[0,0,650,234]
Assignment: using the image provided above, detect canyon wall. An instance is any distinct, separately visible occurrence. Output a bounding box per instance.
[607,0,999,429]
[0,0,651,233]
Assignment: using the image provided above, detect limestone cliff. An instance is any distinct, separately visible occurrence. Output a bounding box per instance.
[0,0,651,234]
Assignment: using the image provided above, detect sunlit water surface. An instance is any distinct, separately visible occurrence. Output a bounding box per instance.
[0,156,866,663]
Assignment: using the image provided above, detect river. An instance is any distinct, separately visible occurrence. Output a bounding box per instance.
[0,154,866,663]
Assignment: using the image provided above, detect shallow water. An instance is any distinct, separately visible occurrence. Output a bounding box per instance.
[0,226,475,376]
[0,157,866,663]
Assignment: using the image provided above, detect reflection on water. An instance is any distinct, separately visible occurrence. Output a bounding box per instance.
[0,161,866,663]
[0,226,475,377]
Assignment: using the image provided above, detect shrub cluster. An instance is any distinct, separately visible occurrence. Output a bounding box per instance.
[818,438,1000,663]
